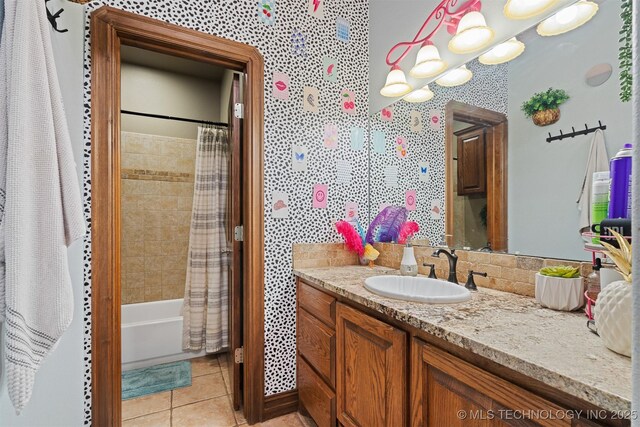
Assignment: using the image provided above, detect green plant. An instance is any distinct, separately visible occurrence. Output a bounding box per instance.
[521,88,570,118]
[619,0,632,102]
[539,266,580,279]
[601,229,632,282]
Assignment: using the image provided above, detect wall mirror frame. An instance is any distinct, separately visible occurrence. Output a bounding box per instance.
[90,7,267,425]
[445,101,508,251]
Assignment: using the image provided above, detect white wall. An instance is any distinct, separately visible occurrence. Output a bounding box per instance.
[507,0,632,260]
[0,1,86,425]
[121,63,223,140]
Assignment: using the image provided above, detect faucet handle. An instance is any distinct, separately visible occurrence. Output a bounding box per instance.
[422,262,437,279]
[465,270,487,291]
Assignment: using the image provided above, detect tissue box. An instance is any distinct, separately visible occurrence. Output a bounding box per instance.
[535,273,584,311]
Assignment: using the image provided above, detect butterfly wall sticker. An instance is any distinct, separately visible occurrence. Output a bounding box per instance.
[418,161,429,182]
[292,145,308,172]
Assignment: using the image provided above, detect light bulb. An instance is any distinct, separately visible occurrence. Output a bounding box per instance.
[555,5,578,25]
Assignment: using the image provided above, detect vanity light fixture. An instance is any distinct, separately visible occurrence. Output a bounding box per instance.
[380,65,413,97]
[479,37,525,65]
[448,11,495,54]
[403,85,435,103]
[381,0,482,97]
[435,65,473,87]
[409,42,448,79]
[503,0,560,20]
[537,1,598,37]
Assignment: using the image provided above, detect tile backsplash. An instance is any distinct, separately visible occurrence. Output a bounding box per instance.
[292,242,594,299]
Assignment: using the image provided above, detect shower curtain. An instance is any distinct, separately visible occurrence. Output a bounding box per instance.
[182,125,230,353]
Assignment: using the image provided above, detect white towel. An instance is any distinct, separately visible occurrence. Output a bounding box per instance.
[0,0,85,413]
[576,129,609,234]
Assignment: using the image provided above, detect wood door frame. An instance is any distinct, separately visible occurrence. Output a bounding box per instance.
[445,100,508,251]
[90,7,265,425]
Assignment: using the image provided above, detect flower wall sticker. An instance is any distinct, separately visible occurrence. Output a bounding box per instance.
[258,0,276,25]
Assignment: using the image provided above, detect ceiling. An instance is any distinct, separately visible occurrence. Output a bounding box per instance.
[121,45,227,81]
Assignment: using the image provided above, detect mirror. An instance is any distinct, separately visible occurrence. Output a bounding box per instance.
[368,0,631,261]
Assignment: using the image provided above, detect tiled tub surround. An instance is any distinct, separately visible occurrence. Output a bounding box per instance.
[292,265,632,414]
[121,132,196,304]
[374,243,595,298]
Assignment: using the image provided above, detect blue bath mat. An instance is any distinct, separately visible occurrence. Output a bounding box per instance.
[122,361,192,400]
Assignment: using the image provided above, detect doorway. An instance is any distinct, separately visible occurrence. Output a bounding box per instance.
[445,101,508,251]
[90,7,265,425]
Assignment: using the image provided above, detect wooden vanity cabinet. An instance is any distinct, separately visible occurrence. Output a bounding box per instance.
[297,278,618,427]
[297,281,337,427]
[336,303,406,427]
[411,338,577,427]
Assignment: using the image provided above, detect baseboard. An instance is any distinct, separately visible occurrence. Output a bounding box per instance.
[262,389,299,421]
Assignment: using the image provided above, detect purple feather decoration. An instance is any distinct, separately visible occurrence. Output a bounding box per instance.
[366,206,408,244]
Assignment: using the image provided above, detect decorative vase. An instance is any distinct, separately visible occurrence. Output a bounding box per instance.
[532,108,560,126]
[594,280,632,357]
[534,274,584,311]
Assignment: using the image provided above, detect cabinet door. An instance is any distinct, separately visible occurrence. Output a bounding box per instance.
[410,338,571,427]
[457,127,486,195]
[336,303,406,427]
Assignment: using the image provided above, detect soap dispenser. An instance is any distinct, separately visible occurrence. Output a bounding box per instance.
[400,240,418,276]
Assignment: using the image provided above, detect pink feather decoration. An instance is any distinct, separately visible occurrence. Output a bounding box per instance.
[336,220,365,256]
[397,221,420,244]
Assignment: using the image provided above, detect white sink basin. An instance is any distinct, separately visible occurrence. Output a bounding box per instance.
[364,275,471,304]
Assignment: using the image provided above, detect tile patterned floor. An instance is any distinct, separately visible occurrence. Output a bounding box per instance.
[122,354,315,427]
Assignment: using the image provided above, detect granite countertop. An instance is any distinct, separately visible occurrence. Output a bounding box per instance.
[293,265,632,413]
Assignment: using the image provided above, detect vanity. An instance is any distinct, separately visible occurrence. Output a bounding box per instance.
[292,0,633,425]
[293,264,631,427]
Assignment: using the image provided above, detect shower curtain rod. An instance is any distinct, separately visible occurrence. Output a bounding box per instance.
[121,110,229,127]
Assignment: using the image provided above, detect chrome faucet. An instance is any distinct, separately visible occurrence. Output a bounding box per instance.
[432,248,458,284]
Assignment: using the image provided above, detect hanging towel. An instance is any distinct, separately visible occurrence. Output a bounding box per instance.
[576,129,609,234]
[0,0,85,413]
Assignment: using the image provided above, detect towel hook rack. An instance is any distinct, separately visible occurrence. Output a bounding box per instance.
[546,120,606,143]
[45,0,68,33]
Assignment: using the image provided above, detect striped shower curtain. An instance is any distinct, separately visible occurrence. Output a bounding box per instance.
[182,125,230,353]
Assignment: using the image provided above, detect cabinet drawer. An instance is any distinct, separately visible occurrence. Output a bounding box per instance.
[298,308,336,388]
[298,280,336,327]
[299,356,336,427]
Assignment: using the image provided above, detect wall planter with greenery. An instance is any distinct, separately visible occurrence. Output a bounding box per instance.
[521,88,570,127]
[619,0,632,102]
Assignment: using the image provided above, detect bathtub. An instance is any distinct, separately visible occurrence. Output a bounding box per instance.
[121,298,205,371]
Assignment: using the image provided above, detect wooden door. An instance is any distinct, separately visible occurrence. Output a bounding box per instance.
[456,127,486,195]
[336,303,406,427]
[410,338,571,427]
[227,73,243,409]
